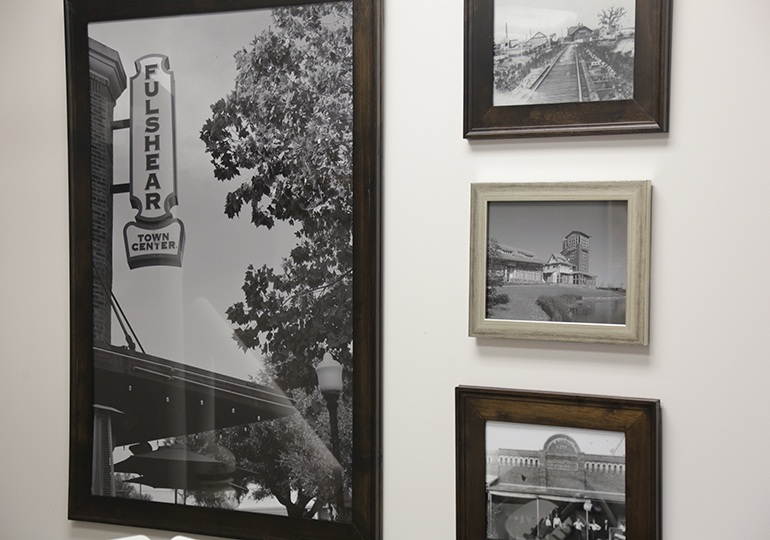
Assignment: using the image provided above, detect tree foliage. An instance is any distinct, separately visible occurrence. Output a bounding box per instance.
[486,238,509,315]
[114,473,153,501]
[197,2,354,518]
[179,386,352,518]
[200,2,354,391]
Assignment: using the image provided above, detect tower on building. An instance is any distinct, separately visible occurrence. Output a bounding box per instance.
[561,231,590,274]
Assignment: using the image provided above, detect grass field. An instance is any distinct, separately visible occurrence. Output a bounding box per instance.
[488,284,625,321]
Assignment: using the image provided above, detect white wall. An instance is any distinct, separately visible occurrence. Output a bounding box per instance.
[1,0,768,539]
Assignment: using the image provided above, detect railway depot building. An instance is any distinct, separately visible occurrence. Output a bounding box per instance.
[493,231,597,287]
[566,25,594,42]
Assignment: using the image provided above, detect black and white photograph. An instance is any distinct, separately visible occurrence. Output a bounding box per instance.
[486,201,628,325]
[493,0,636,106]
[66,0,382,538]
[468,182,651,345]
[486,421,626,540]
[88,1,355,517]
[464,0,670,137]
[456,387,660,540]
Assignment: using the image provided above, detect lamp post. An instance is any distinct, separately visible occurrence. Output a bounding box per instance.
[315,352,344,520]
[583,500,593,540]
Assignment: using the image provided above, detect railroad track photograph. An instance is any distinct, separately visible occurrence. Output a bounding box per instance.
[493,0,635,106]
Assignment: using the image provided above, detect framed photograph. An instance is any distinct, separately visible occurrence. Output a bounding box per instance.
[65,0,381,539]
[456,386,661,540]
[464,0,672,138]
[469,181,651,345]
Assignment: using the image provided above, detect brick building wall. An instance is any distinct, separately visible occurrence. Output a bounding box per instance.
[489,434,625,498]
[89,39,126,345]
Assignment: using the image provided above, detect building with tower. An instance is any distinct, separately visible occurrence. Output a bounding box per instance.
[560,231,596,287]
[491,231,597,287]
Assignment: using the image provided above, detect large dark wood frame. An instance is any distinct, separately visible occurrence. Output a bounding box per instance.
[456,386,660,540]
[65,0,382,539]
[464,0,672,138]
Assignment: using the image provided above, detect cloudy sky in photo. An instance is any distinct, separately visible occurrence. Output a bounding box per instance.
[487,421,626,457]
[494,0,635,42]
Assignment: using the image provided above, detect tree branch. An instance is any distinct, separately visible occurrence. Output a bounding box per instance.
[280,268,352,307]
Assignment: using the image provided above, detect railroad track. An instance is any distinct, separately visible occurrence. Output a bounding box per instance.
[527,43,590,105]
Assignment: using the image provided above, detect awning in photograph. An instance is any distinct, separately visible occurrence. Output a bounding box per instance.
[94,345,297,445]
[488,489,624,505]
[115,444,253,491]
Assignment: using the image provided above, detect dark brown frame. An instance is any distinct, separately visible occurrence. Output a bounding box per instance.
[464,0,672,138]
[456,386,660,540]
[65,0,382,539]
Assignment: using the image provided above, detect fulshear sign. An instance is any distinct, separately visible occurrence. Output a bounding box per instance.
[123,54,185,268]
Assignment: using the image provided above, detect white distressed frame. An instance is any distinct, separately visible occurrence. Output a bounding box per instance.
[469,181,651,345]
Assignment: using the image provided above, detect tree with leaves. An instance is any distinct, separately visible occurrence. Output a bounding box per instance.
[114,473,153,501]
[597,6,627,33]
[179,384,352,517]
[198,1,353,517]
[486,238,509,316]
[201,1,354,389]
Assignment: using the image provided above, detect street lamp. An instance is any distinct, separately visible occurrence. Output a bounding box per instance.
[315,352,344,519]
[583,500,593,540]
